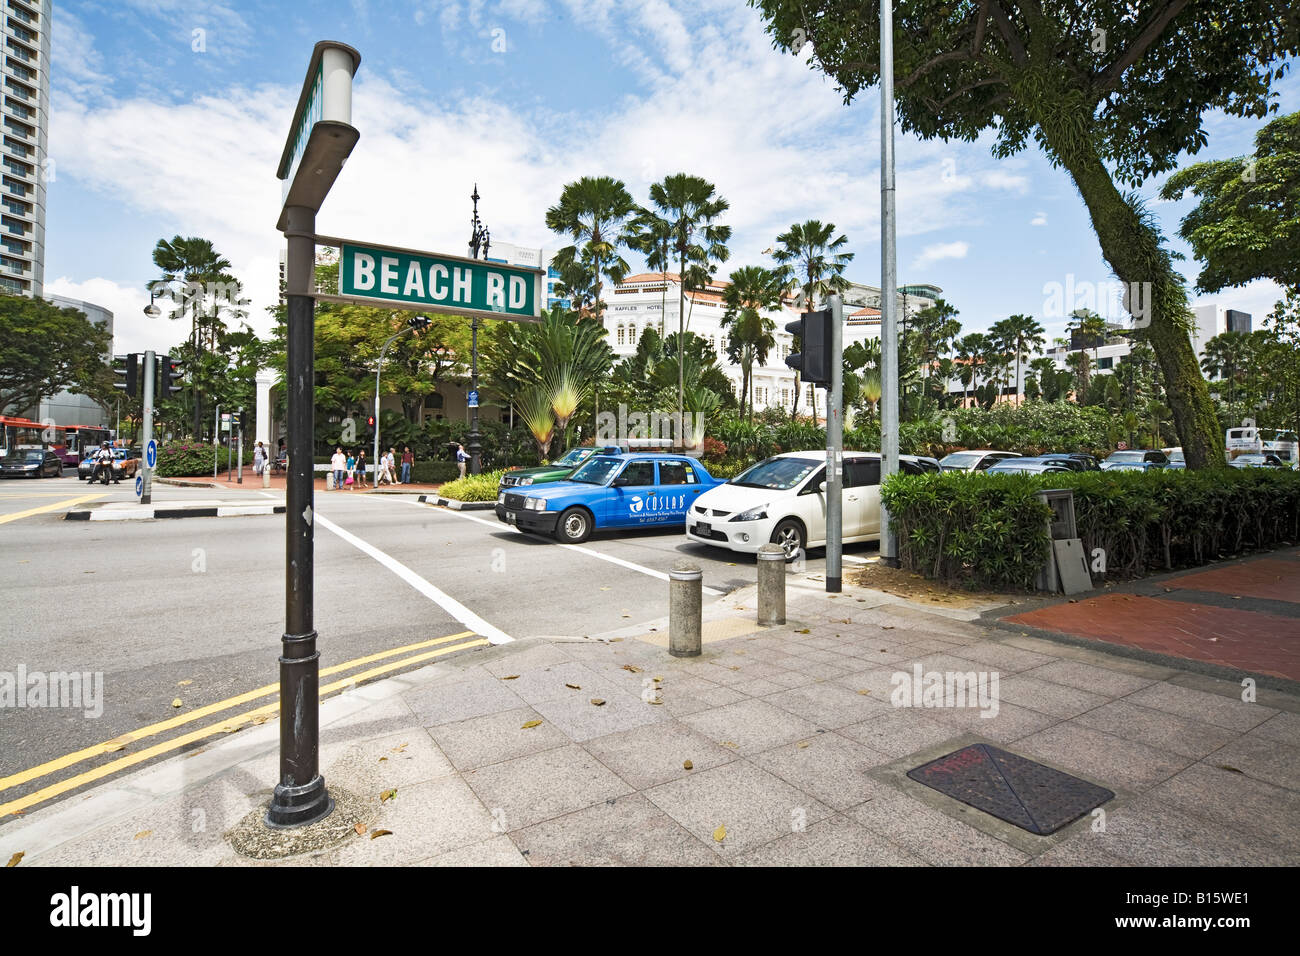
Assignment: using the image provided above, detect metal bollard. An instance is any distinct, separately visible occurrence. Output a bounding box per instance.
[668,561,702,658]
[757,544,786,625]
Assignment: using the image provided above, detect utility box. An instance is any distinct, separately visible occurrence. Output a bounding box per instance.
[1034,489,1090,594]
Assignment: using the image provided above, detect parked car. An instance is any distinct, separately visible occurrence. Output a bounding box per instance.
[1230,453,1287,469]
[1103,449,1169,468]
[77,447,140,481]
[1035,453,1101,472]
[985,457,1073,475]
[1163,447,1185,466]
[937,450,1022,472]
[1,448,64,478]
[495,446,621,518]
[497,452,721,543]
[1100,460,1160,472]
[685,450,937,560]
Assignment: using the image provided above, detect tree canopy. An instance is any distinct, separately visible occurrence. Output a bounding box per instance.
[0,295,113,416]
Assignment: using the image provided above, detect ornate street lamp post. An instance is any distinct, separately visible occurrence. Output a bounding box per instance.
[466,185,491,475]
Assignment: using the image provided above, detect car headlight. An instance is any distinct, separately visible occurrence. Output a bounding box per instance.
[524,497,546,511]
[519,477,533,485]
[730,506,769,522]
[497,492,505,504]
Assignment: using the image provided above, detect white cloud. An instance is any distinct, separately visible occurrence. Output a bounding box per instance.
[912,241,970,272]
[1031,211,1048,226]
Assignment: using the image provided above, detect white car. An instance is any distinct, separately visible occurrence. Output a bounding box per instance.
[685,450,934,559]
[937,449,1022,472]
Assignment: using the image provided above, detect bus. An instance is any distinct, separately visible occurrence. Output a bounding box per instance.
[0,416,112,466]
[1226,426,1300,468]
[0,415,45,457]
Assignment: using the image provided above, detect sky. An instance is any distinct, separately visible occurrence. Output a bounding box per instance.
[44,0,1300,357]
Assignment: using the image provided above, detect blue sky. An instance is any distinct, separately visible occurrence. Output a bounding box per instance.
[47,0,1299,354]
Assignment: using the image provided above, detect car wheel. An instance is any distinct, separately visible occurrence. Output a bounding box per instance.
[770,519,806,562]
[555,507,592,544]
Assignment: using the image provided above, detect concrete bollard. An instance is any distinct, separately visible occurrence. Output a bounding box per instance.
[757,544,786,626]
[263,466,271,489]
[668,561,703,658]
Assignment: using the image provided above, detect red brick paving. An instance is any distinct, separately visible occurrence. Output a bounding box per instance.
[1006,551,1300,682]
[1165,559,1300,604]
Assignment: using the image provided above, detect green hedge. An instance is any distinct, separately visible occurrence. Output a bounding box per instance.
[156,442,253,477]
[881,469,1300,591]
[437,470,506,502]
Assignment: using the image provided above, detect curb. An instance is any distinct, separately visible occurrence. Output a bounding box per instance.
[65,505,286,521]
[416,494,494,511]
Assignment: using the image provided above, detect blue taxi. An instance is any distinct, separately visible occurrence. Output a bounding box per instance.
[496,452,721,543]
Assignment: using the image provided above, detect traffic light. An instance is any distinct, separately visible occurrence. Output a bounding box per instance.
[366,415,376,433]
[159,355,185,395]
[784,308,833,386]
[113,354,139,397]
[238,410,248,435]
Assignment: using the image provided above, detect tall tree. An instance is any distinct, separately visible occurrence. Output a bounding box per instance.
[646,174,731,433]
[771,219,854,417]
[995,314,1046,402]
[624,207,675,333]
[955,332,987,406]
[545,176,636,321]
[721,265,784,421]
[0,295,113,416]
[750,1,1300,467]
[911,298,961,407]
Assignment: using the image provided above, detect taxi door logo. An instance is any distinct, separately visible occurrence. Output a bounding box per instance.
[629,496,645,513]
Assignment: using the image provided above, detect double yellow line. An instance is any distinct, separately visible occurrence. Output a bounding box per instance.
[0,630,487,818]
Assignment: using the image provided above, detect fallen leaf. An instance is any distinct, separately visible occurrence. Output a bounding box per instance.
[653,676,663,682]
[1218,765,1245,775]
[795,628,811,634]
[354,822,367,835]
[590,698,606,706]
[609,638,623,643]
[857,689,871,695]
[521,719,543,729]
[370,829,392,839]
[722,741,738,749]
[797,741,809,749]
[390,742,408,753]
[177,679,192,686]
[380,788,397,803]
[647,699,663,705]
[171,698,182,708]
[501,675,520,680]
[565,683,581,690]
[726,562,737,566]
[880,625,895,630]
[251,715,269,726]
[134,830,151,840]
[600,586,611,591]
[683,760,693,770]
[712,824,727,843]
[622,665,642,673]
[6,852,21,867]
[378,756,388,762]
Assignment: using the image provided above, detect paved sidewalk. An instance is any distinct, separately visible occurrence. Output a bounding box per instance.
[1002,548,1300,683]
[159,474,442,494]
[3,579,1297,867]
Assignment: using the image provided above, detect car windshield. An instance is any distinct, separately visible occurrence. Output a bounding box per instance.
[729,457,820,490]
[19,450,44,462]
[555,448,589,467]
[567,456,622,485]
[939,452,982,470]
[1236,455,1265,463]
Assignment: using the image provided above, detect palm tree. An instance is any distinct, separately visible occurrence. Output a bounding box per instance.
[646,174,731,433]
[545,177,636,322]
[150,236,240,439]
[1027,356,1056,403]
[624,207,674,333]
[911,299,961,405]
[994,314,1046,401]
[955,333,987,406]
[1067,308,1110,392]
[771,220,853,418]
[517,385,556,461]
[1201,331,1248,408]
[721,266,784,421]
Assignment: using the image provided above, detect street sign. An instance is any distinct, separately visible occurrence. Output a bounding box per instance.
[145,439,157,469]
[467,389,479,408]
[135,474,143,497]
[336,240,543,322]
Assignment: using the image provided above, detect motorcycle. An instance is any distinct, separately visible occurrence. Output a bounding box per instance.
[92,458,118,485]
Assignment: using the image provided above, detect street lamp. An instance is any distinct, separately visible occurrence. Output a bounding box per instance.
[466,185,491,474]
[373,314,431,487]
[144,280,203,439]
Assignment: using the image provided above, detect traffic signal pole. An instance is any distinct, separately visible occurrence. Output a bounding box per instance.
[140,351,155,505]
[879,0,901,568]
[825,296,844,593]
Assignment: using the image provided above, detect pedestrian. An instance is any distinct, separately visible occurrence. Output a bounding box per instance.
[401,445,413,484]
[455,442,468,479]
[345,450,356,490]
[356,450,367,487]
[330,446,346,491]
[382,447,397,485]
[253,441,266,476]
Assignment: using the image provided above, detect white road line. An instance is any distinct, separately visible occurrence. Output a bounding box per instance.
[359,495,727,596]
[314,510,512,644]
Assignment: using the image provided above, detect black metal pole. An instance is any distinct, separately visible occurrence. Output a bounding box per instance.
[468,316,481,474]
[267,204,332,828]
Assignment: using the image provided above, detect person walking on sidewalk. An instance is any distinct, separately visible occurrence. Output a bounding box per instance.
[345,450,356,490]
[253,441,266,476]
[330,447,346,490]
[456,443,468,479]
[401,446,413,484]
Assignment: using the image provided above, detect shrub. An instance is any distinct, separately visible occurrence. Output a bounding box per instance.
[437,470,506,502]
[411,460,460,484]
[156,442,252,477]
[707,458,751,479]
[881,468,1300,591]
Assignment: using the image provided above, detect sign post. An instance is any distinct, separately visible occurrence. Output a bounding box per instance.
[825,295,844,593]
[268,40,360,830]
[139,351,156,505]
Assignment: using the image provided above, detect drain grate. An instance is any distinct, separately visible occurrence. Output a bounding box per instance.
[907,744,1114,835]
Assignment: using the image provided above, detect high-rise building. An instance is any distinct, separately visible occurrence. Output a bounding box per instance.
[0,0,49,297]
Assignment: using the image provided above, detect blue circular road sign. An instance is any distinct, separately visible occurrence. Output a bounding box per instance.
[135,474,144,497]
[146,439,158,469]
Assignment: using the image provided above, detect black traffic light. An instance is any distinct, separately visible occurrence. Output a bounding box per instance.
[160,355,185,395]
[784,308,833,386]
[366,415,376,434]
[238,410,248,434]
[113,354,139,397]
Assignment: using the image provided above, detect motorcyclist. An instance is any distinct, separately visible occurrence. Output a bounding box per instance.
[94,442,119,484]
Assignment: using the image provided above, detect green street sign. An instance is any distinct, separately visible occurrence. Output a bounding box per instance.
[338,241,542,321]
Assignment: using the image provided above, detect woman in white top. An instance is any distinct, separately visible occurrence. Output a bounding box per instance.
[330,447,346,490]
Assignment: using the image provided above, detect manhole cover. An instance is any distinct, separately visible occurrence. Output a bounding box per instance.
[907,744,1114,835]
